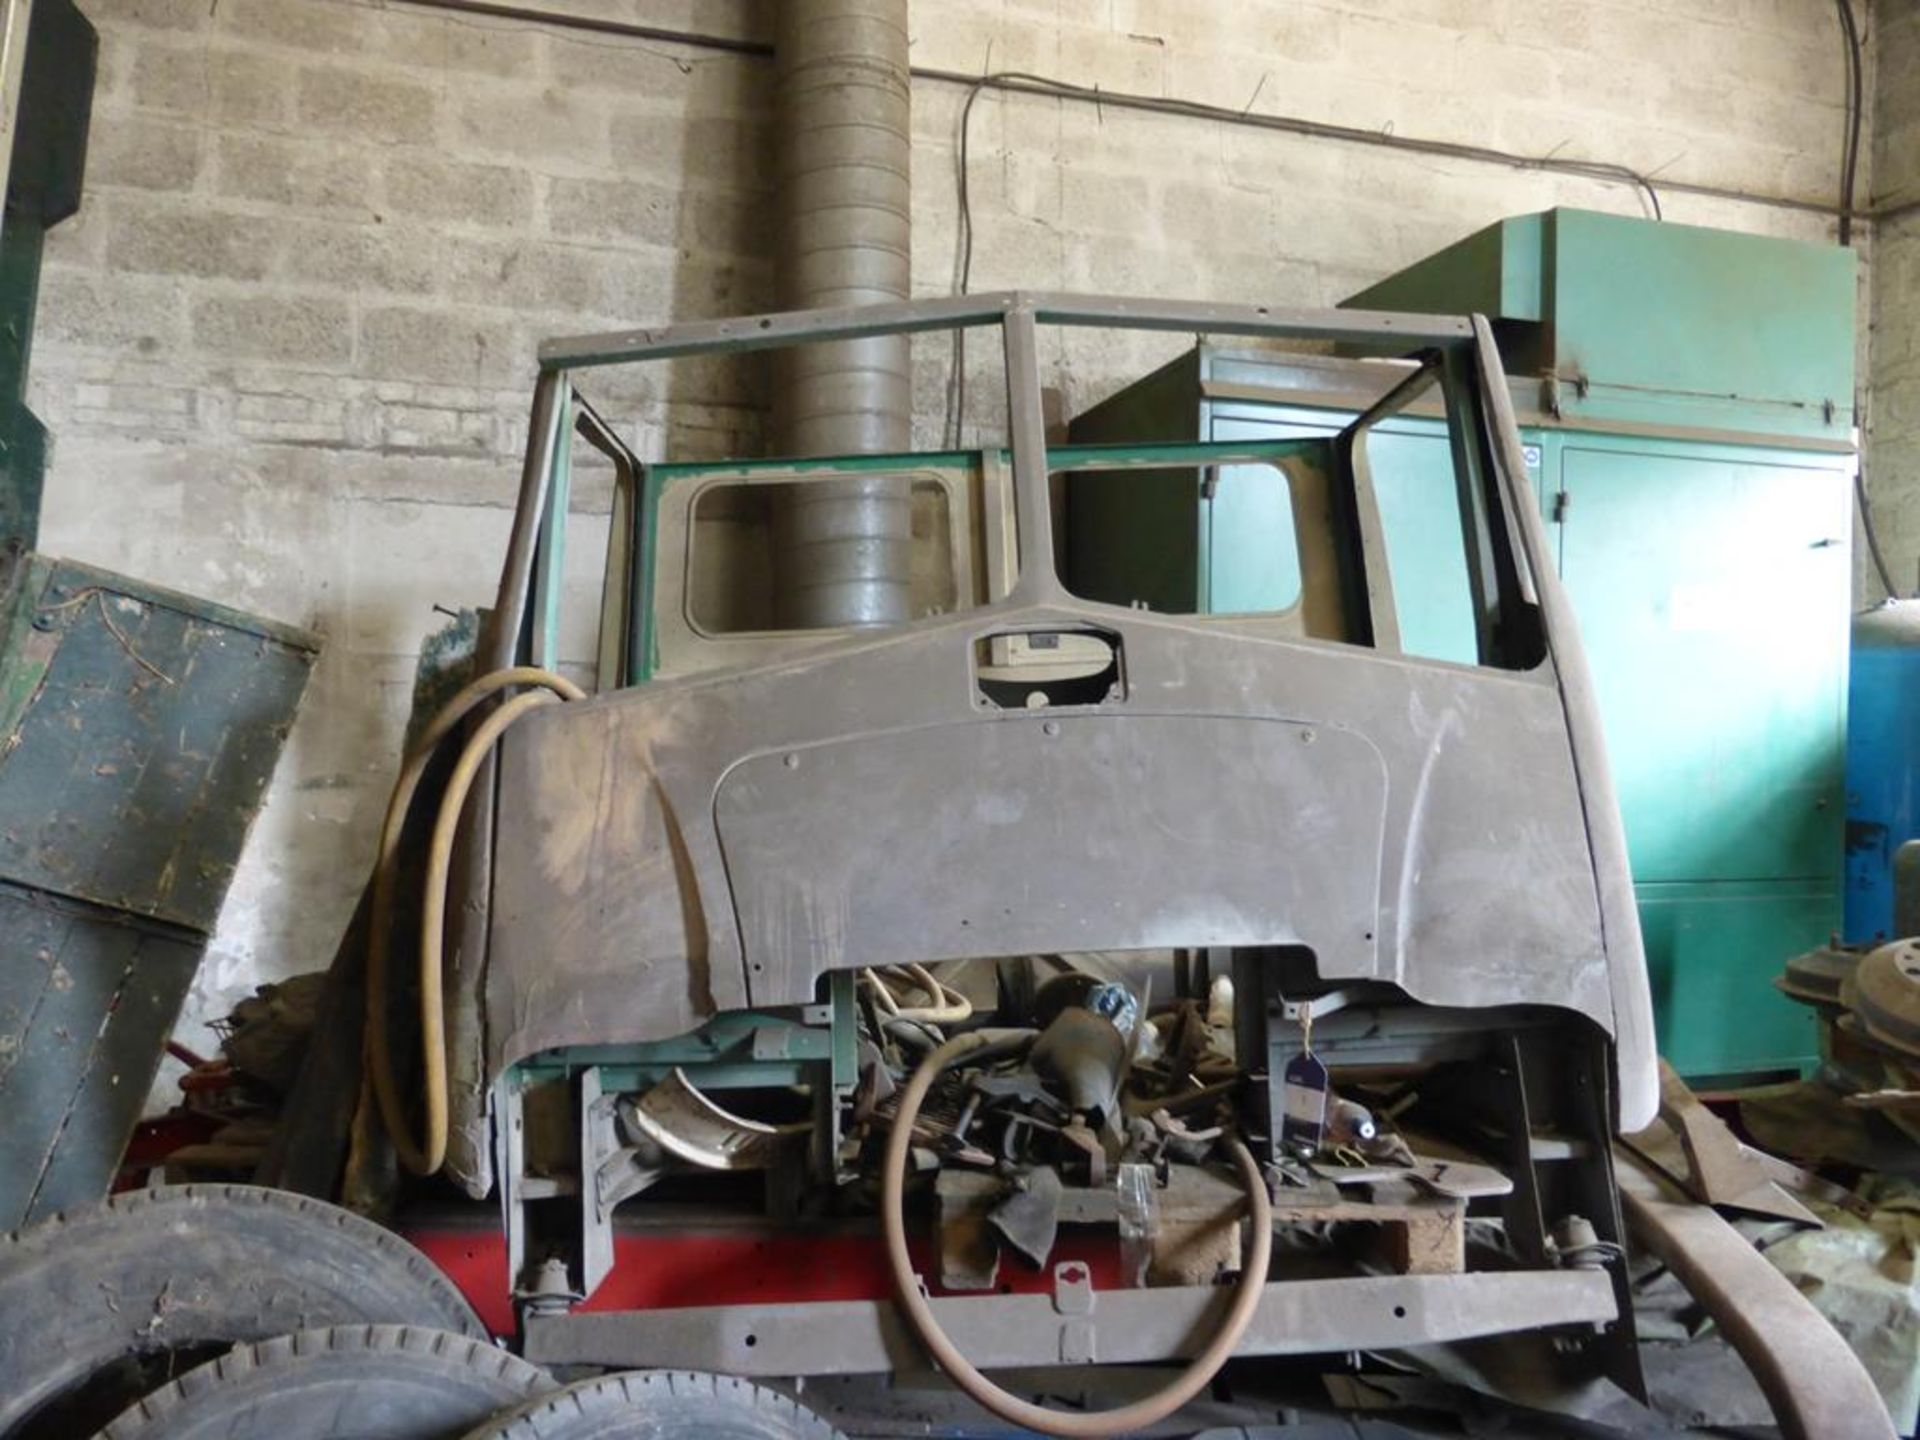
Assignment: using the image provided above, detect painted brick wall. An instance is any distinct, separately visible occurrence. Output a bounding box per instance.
[31,0,1870,1060]
[1869,0,1919,598]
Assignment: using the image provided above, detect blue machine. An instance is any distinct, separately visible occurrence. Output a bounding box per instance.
[1845,600,1920,944]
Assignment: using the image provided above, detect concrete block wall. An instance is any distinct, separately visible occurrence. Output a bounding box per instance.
[1869,0,1920,597]
[32,0,1869,1066]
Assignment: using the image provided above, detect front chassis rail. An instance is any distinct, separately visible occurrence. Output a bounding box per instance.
[523,1270,1617,1378]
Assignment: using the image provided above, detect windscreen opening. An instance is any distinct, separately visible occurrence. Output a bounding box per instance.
[687,475,962,635]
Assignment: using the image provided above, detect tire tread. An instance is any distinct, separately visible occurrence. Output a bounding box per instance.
[99,1324,549,1440]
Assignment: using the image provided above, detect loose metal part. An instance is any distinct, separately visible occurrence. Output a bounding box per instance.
[625,1067,808,1171]
[1616,1150,1895,1440]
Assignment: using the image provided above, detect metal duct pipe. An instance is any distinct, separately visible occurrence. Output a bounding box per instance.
[771,0,913,629]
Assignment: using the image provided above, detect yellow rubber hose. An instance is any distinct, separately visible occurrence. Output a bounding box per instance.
[880,1032,1273,1437]
[366,667,584,1175]
[894,963,973,1025]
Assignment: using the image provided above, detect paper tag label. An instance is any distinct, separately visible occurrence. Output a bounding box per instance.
[1281,1051,1329,1150]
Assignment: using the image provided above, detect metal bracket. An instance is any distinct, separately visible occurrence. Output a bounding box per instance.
[579,1065,669,1300]
[1052,1259,1097,1362]
[578,1066,616,1298]
[1277,988,1364,1024]
[751,1025,793,1061]
[1051,1260,1095,1316]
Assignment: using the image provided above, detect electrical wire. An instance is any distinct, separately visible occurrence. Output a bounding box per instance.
[395,0,1846,225]
[952,68,1666,222]
[1835,0,1864,247]
[879,1030,1273,1437]
[1857,465,1902,599]
[1830,0,1901,597]
[943,73,991,449]
[365,665,586,1175]
[939,66,1669,445]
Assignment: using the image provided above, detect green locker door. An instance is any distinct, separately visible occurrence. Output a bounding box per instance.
[1556,440,1851,1074]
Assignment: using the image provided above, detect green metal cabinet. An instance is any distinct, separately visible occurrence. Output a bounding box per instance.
[1548,435,1849,1074]
[1068,211,1857,1077]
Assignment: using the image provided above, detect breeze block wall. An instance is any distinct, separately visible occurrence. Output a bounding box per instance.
[35,0,1870,1065]
[1868,0,1920,597]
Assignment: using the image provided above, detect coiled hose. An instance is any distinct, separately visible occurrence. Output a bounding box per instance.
[366,665,585,1175]
[863,963,974,1026]
[880,1031,1274,1438]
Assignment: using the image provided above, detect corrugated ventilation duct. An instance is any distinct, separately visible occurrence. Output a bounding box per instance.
[771,0,913,629]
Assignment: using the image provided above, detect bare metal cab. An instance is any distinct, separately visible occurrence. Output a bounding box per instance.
[425,294,1661,1412]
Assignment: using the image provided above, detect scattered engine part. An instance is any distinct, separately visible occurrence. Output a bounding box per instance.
[1327,1095,1378,1146]
[987,1165,1064,1270]
[1851,939,1920,1058]
[624,1068,809,1171]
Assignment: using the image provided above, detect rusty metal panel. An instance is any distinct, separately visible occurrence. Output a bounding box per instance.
[0,555,315,1227]
[0,558,314,930]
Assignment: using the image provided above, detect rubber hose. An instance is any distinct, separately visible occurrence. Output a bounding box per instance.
[880,1032,1273,1437]
[366,666,584,1175]
[866,964,973,1026]
[895,963,973,1025]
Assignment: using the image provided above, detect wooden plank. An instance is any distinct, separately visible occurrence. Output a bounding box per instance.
[1272,1187,1467,1275]
[0,892,142,1227]
[0,893,76,1098]
[24,922,196,1222]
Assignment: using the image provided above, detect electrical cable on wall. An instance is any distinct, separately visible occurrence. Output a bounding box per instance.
[943,73,992,449]
[394,0,1841,224]
[395,0,1902,593]
[937,65,1664,447]
[1835,0,1864,248]
[1831,0,1903,597]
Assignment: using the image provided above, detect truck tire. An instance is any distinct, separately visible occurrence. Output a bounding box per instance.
[0,1184,483,1439]
[97,1325,551,1440]
[467,1371,846,1440]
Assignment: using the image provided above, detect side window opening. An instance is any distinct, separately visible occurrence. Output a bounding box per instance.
[1047,355,1546,673]
[526,390,641,692]
[1055,445,1357,640]
[1357,423,1479,666]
